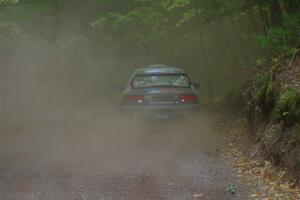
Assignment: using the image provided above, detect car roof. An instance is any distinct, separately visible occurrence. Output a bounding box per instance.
[134,65,186,75]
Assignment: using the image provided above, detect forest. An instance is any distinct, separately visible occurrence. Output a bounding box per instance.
[1,0,299,99]
[1,0,300,199]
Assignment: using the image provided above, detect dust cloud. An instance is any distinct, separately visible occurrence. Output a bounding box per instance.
[1,97,221,175]
[0,0,221,178]
[0,2,255,199]
[1,50,221,174]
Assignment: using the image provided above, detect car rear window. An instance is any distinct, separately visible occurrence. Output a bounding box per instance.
[132,74,190,88]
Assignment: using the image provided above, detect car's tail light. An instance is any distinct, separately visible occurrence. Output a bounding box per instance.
[179,94,198,103]
[126,95,144,104]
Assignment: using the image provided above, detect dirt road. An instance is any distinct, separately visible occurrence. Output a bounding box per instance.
[0,107,250,200]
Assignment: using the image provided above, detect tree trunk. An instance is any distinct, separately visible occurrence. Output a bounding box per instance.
[259,0,271,32]
[198,29,214,102]
[247,9,263,35]
[194,23,213,101]
[282,0,300,15]
[216,18,242,68]
[220,0,252,68]
[269,0,283,27]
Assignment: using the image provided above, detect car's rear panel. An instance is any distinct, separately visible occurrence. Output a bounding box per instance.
[121,87,199,111]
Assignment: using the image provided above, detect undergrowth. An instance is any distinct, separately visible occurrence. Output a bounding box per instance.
[272,88,300,126]
[233,55,300,181]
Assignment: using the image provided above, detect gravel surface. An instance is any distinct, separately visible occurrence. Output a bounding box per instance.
[0,109,251,200]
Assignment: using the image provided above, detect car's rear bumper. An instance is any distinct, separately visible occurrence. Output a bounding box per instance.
[120,104,199,119]
[119,103,200,120]
[121,104,199,111]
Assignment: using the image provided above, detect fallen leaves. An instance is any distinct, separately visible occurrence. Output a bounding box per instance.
[228,138,300,199]
[220,117,300,200]
[193,193,204,199]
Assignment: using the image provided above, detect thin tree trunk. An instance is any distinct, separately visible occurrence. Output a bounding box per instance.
[194,20,214,101]
[269,0,283,27]
[189,1,214,101]
[247,9,263,35]
[220,0,252,68]
[217,19,242,68]
[282,0,300,15]
[198,29,214,102]
[258,6,268,36]
[259,0,271,32]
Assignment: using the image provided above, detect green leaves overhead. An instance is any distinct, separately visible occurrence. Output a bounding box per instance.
[0,0,19,4]
[1,0,299,100]
[162,0,194,10]
[91,1,169,51]
[174,8,196,27]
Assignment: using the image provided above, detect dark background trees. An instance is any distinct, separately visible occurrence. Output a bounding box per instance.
[1,0,299,107]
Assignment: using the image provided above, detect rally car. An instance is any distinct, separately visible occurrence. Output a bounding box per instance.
[115,64,200,118]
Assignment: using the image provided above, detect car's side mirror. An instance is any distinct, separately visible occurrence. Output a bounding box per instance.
[113,84,125,91]
[192,82,200,89]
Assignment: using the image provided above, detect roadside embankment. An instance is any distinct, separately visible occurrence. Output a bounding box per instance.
[218,55,300,198]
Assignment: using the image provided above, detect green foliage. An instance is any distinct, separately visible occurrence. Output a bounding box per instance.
[255,58,266,67]
[245,70,281,118]
[162,0,193,10]
[1,0,299,104]
[90,1,172,61]
[254,72,270,86]
[265,125,280,143]
[174,8,196,28]
[226,184,237,194]
[265,83,279,109]
[272,88,300,126]
[253,72,270,102]
[0,22,35,50]
[90,0,224,54]
[284,127,300,150]
[0,0,18,4]
[255,74,278,115]
[258,14,300,56]
[55,34,91,62]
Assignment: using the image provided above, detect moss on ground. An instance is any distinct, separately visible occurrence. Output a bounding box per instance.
[272,88,300,126]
